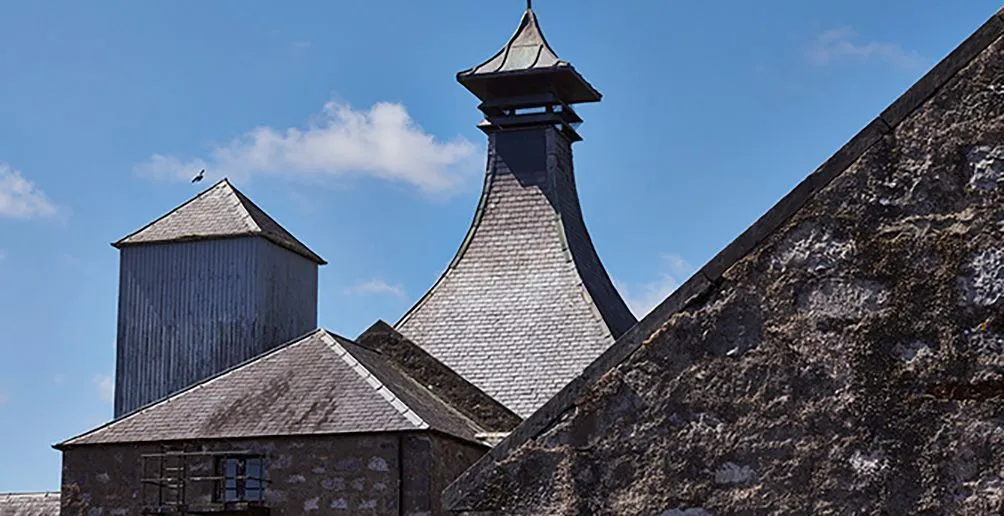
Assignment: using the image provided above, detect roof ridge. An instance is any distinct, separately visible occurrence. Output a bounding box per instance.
[318,331,429,430]
[227,182,265,233]
[337,330,493,435]
[396,129,633,416]
[113,178,326,264]
[444,7,1004,510]
[357,320,521,433]
[550,139,637,336]
[112,178,235,247]
[57,328,487,447]
[459,7,566,77]
[520,8,563,67]
[229,183,328,265]
[55,328,326,448]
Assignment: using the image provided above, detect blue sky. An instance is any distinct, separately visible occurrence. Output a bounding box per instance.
[0,0,999,491]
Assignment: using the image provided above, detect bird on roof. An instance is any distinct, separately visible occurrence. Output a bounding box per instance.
[192,169,205,183]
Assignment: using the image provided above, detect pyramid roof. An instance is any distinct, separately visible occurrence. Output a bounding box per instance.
[114,179,325,265]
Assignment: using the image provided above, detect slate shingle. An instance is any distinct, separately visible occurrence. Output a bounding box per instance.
[0,492,59,516]
[457,7,601,105]
[58,330,483,447]
[396,128,636,417]
[357,321,522,433]
[114,179,325,264]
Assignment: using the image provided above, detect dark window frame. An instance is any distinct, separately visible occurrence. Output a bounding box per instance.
[215,456,266,503]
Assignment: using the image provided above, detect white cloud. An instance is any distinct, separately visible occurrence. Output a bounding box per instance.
[0,163,58,219]
[805,27,923,71]
[617,254,695,318]
[135,101,480,196]
[93,374,114,403]
[344,278,406,298]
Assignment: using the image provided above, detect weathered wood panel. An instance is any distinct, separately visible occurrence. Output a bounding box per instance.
[114,236,317,416]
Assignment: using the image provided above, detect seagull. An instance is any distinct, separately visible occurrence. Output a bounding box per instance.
[192,169,205,183]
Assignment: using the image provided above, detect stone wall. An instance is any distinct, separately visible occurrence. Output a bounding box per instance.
[447,15,1004,516]
[60,432,485,515]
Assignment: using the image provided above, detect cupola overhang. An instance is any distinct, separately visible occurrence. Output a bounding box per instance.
[457,7,600,142]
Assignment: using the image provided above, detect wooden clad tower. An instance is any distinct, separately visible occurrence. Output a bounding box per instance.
[112,179,325,416]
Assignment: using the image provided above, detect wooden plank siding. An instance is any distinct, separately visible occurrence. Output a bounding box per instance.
[114,236,318,416]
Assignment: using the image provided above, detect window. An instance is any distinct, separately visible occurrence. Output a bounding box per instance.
[514,106,548,115]
[216,456,266,502]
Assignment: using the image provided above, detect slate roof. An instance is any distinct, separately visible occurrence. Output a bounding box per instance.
[457,6,601,104]
[57,330,484,447]
[462,7,563,76]
[114,179,325,264]
[0,492,59,516]
[445,7,1004,511]
[356,321,522,433]
[396,129,637,418]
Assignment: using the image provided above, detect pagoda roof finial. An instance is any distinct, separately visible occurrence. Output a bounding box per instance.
[457,3,600,105]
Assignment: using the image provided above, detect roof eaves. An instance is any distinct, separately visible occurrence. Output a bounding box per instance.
[457,66,603,103]
[259,234,327,266]
[229,185,328,265]
[55,328,326,449]
[443,7,1004,511]
[113,232,259,248]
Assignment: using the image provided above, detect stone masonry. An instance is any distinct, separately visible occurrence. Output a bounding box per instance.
[60,433,484,515]
[446,9,1004,515]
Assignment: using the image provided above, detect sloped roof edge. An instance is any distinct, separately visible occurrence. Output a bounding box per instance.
[0,491,60,516]
[357,320,523,432]
[112,178,326,265]
[458,7,566,77]
[54,328,328,448]
[455,7,602,104]
[55,328,485,448]
[444,7,1004,510]
[394,158,494,329]
[394,130,634,341]
[320,332,430,430]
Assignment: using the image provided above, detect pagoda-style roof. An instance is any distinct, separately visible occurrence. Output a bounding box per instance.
[457,6,601,104]
[114,179,325,265]
[395,127,636,417]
